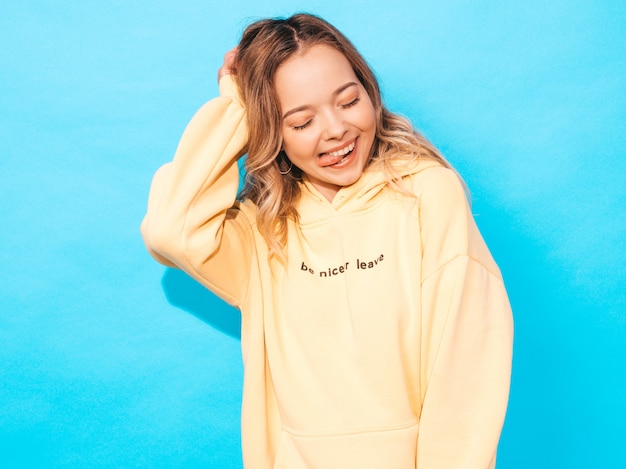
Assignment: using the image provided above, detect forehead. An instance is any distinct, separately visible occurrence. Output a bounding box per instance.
[274,44,358,110]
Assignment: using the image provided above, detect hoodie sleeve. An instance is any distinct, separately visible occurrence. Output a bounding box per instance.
[140,75,253,307]
[415,167,514,468]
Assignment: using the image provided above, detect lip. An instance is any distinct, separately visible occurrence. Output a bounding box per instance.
[326,138,358,169]
[319,138,356,157]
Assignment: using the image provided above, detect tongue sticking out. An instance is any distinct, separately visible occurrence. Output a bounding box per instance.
[318,152,346,167]
[318,146,354,167]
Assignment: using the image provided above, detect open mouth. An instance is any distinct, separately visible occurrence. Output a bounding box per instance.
[318,140,356,167]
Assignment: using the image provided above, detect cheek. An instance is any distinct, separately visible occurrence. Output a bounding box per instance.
[355,101,377,132]
[283,131,318,157]
[366,104,377,129]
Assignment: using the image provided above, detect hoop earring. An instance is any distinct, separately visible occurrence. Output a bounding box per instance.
[278,156,293,175]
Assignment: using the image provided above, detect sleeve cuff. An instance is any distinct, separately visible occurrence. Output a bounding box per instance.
[218,74,243,105]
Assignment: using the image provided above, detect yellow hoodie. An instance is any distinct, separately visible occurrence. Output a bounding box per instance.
[141,76,513,469]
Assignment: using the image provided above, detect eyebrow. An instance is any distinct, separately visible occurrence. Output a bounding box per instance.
[282,82,359,120]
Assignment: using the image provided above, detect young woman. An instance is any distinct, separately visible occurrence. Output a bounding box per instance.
[141,13,513,469]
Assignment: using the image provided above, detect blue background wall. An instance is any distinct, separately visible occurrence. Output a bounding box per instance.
[1,1,624,467]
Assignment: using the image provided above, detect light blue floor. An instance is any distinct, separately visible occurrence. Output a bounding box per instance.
[1,1,624,467]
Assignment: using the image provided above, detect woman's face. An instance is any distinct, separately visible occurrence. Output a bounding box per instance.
[275,44,377,202]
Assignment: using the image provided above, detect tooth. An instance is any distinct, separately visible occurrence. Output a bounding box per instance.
[329,142,354,158]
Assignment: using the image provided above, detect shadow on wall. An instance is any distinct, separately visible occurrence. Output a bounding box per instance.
[161,267,242,340]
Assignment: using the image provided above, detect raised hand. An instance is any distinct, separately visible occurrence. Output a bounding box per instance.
[217,48,238,82]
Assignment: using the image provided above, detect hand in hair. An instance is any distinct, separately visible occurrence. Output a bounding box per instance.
[217,48,238,82]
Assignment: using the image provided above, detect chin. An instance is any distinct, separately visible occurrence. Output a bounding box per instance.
[332,169,365,187]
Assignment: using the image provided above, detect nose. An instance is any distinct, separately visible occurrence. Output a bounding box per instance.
[321,109,347,141]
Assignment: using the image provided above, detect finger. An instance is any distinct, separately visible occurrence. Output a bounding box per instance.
[223,48,238,69]
[217,47,238,82]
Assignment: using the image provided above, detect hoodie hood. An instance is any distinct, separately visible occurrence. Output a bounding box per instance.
[296,157,443,224]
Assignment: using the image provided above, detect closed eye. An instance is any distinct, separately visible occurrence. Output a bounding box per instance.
[340,96,361,109]
[293,119,313,131]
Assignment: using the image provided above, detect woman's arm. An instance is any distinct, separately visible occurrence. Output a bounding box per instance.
[140,73,253,307]
[415,167,514,468]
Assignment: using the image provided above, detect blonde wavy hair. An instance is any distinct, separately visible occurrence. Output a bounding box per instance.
[233,13,453,259]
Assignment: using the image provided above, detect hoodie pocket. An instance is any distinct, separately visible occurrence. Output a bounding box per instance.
[273,421,418,469]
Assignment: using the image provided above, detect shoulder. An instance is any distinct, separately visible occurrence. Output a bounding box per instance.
[406,162,473,246]
[238,198,259,220]
[404,160,468,209]
[409,163,503,278]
